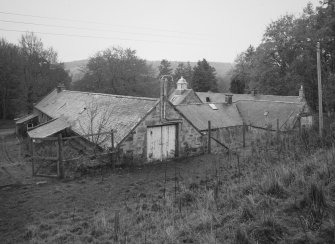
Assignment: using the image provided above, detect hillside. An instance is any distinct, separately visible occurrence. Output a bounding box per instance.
[64,59,234,91]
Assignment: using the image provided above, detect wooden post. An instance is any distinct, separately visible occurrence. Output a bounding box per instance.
[298,117,302,137]
[110,130,115,169]
[57,134,64,179]
[208,121,211,154]
[276,119,280,142]
[32,138,35,176]
[317,42,323,137]
[242,123,246,148]
[111,130,115,150]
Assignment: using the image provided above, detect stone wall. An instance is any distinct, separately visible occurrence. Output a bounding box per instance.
[118,101,204,164]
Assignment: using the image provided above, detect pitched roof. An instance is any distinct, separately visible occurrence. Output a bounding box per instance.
[15,112,38,124]
[28,117,70,138]
[169,89,194,105]
[236,100,305,131]
[175,103,243,131]
[35,89,159,147]
[196,92,302,104]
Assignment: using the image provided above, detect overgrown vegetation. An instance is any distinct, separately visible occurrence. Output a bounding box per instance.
[19,125,335,243]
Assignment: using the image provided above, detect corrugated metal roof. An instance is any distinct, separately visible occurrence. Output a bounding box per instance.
[15,113,38,124]
[196,92,302,104]
[176,103,243,131]
[236,100,305,131]
[34,89,159,147]
[28,117,69,138]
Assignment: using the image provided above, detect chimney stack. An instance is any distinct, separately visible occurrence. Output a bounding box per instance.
[57,82,65,93]
[225,94,233,105]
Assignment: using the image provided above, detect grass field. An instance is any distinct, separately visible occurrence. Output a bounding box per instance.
[1,127,335,243]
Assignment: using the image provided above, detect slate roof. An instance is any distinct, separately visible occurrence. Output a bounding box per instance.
[15,113,38,124]
[34,89,159,148]
[196,92,302,104]
[28,117,70,138]
[236,100,305,131]
[175,103,243,131]
[169,89,201,105]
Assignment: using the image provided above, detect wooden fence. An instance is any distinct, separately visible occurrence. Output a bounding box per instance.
[30,131,117,179]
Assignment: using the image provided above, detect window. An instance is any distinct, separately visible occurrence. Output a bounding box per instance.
[206,97,210,102]
[208,103,218,110]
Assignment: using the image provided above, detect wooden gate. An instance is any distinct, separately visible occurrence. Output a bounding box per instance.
[147,124,176,162]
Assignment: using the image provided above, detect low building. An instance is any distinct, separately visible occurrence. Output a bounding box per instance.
[169,79,313,131]
[23,82,204,164]
[175,97,244,152]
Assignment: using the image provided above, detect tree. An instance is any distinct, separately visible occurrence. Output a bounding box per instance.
[73,46,158,97]
[230,45,255,93]
[192,59,218,92]
[20,32,70,112]
[0,39,23,119]
[230,1,335,111]
[157,59,174,92]
[158,59,172,78]
[78,98,113,153]
[0,33,70,118]
[173,62,193,85]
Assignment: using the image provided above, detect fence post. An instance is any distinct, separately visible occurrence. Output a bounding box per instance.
[298,117,302,137]
[276,119,280,142]
[57,134,64,179]
[32,138,35,176]
[242,123,246,148]
[208,121,211,154]
[110,130,116,169]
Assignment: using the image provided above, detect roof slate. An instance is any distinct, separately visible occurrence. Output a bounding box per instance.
[169,89,194,105]
[176,103,243,131]
[236,100,305,131]
[15,113,38,124]
[196,92,302,104]
[28,117,69,138]
[35,89,159,147]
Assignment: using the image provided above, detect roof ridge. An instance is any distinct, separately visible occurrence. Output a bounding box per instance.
[63,90,159,101]
[234,100,302,105]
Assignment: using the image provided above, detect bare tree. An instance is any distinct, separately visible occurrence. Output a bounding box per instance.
[78,97,113,153]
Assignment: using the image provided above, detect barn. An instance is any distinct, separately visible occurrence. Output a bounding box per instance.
[21,82,204,164]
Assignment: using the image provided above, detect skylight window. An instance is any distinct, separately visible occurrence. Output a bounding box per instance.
[208,103,218,110]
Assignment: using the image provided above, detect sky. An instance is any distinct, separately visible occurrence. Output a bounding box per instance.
[0,0,321,63]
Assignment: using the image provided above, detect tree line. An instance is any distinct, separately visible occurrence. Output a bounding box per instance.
[230,0,335,112]
[73,48,219,97]
[0,33,71,119]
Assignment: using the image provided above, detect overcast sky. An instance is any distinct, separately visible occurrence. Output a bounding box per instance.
[0,0,320,63]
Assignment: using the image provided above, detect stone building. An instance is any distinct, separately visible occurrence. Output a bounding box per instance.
[169,78,313,132]
[19,81,204,164]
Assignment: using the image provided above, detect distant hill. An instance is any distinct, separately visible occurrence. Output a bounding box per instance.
[64,59,234,91]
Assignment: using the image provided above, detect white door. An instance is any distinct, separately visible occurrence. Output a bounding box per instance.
[147,125,176,162]
[162,125,176,160]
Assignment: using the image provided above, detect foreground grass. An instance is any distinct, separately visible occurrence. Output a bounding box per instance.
[15,130,335,243]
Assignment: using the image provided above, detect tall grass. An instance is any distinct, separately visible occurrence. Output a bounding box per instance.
[26,126,335,243]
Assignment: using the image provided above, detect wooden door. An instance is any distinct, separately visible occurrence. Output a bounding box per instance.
[147,125,176,162]
[161,125,176,160]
